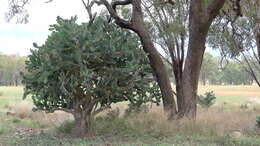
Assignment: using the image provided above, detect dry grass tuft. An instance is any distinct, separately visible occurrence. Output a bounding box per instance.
[195,108,259,137]
[96,106,260,139]
[14,101,34,119]
[29,110,74,127]
[8,101,74,126]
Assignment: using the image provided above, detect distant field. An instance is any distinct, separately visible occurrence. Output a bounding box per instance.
[198,85,260,98]
[198,85,260,105]
[0,85,259,105]
[0,86,32,110]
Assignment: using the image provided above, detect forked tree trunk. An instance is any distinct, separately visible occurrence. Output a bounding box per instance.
[176,0,225,119]
[98,0,225,119]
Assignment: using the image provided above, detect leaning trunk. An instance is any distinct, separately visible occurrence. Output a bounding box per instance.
[136,28,177,116]
[131,0,177,116]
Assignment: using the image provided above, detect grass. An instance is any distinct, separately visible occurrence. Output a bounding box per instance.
[0,85,259,145]
[198,85,260,98]
[0,86,31,110]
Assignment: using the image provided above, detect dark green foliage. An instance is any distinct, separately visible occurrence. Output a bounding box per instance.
[197,91,216,108]
[256,116,260,128]
[22,16,161,119]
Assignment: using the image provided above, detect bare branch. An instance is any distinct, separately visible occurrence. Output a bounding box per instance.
[241,52,260,87]
[94,0,132,30]
[111,0,132,11]
[6,0,30,23]
[81,0,97,25]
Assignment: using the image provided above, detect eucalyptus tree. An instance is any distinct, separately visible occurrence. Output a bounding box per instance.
[90,0,227,119]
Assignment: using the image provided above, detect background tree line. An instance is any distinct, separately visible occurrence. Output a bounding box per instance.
[199,52,257,85]
[0,51,257,87]
[0,53,26,86]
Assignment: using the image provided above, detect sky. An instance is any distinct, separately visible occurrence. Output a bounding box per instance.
[0,0,219,57]
[0,0,102,56]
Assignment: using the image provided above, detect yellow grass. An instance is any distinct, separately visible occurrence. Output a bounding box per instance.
[198,85,260,98]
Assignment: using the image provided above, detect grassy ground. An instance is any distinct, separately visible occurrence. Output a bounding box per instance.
[198,85,260,104]
[0,86,259,145]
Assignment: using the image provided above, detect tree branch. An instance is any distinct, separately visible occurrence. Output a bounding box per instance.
[204,0,226,24]
[112,0,132,11]
[81,0,97,25]
[94,0,132,30]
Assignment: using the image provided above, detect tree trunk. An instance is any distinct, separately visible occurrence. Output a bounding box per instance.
[179,38,206,118]
[131,0,177,116]
[172,60,184,116]
[72,96,93,136]
[136,27,177,117]
[74,110,92,136]
[255,2,260,60]
[176,0,225,119]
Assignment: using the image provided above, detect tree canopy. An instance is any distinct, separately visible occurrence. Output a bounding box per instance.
[22,16,161,134]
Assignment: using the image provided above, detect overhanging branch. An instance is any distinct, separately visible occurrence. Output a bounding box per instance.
[94,0,132,30]
[112,0,132,12]
[205,0,226,24]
